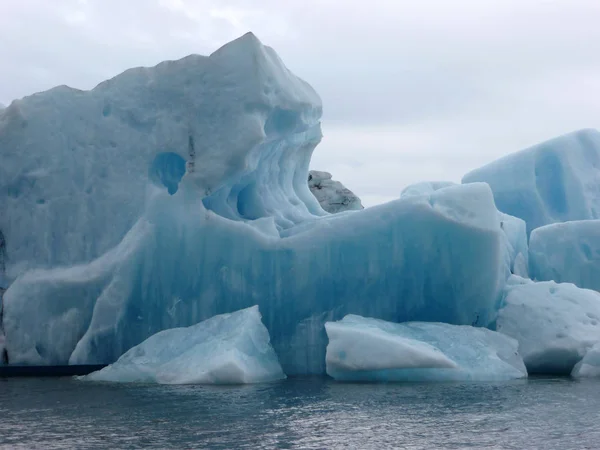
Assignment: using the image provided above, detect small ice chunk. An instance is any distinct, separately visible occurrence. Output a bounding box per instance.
[325,315,527,382]
[82,306,285,384]
[572,343,600,378]
[497,277,600,374]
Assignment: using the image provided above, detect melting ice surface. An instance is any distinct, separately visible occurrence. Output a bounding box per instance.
[83,306,285,384]
[325,315,527,382]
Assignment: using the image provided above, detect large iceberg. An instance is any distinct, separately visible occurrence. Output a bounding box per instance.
[308,170,363,213]
[496,276,600,374]
[83,306,285,384]
[1,34,512,375]
[463,129,600,235]
[529,220,600,292]
[325,315,527,382]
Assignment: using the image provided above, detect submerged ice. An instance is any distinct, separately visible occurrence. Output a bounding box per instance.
[325,315,527,382]
[83,306,285,384]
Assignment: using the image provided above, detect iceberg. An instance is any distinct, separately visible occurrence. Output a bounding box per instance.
[2,181,508,374]
[1,34,510,375]
[571,342,600,378]
[325,315,527,382]
[529,220,600,292]
[400,181,457,198]
[308,170,363,213]
[83,306,285,384]
[497,276,600,374]
[463,129,600,235]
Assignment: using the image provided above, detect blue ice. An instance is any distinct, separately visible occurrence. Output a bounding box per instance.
[325,314,527,382]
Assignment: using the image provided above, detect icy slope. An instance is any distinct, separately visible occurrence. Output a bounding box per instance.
[0,32,323,277]
[529,220,600,291]
[308,170,363,213]
[3,182,508,374]
[325,315,527,382]
[83,306,285,384]
[497,276,600,374]
[463,129,600,235]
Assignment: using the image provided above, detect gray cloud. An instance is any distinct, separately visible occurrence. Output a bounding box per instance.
[2,0,600,205]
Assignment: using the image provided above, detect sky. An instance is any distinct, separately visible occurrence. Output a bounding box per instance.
[2,0,600,206]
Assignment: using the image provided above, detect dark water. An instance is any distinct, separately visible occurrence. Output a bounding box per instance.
[1,377,599,449]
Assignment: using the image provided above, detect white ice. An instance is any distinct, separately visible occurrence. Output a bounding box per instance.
[82,306,285,384]
[497,276,600,374]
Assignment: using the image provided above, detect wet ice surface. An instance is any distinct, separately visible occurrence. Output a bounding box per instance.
[1,377,599,449]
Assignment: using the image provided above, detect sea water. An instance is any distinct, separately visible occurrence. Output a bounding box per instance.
[1,377,599,449]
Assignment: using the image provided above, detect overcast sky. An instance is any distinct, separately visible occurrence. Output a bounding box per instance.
[2,0,600,206]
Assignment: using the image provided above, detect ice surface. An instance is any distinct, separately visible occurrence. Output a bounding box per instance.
[497,276,600,374]
[0,32,324,278]
[308,170,363,213]
[529,220,600,291]
[463,129,600,235]
[325,315,527,382]
[3,181,508,374]
[83,306,285,384]
[400,181,528,278]
[571,342,600,378]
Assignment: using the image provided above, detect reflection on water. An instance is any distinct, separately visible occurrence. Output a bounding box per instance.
[1,376,599,449]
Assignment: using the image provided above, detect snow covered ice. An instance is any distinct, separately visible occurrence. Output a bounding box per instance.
[325,315,527,382]
[83,306,286,384]
[529,220,600,292]
[463,129,600,236]
[497,276,600,374]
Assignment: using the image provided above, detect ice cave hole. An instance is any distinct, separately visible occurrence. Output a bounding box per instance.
[148,152,186,195]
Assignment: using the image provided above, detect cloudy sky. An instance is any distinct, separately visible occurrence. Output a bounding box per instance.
[2,0,600,206]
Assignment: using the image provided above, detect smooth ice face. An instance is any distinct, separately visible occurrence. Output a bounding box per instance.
[529,220,600,292]
[463,129,600,236]
[497,276,600,374]
[308,170,363,213]
[0,32,323,277]
[325,315,527,382]
[572,343,600,378]
[3,182,508,374]
[82,306,285,384]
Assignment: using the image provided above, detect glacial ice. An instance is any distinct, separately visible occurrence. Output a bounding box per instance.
[308,170,363,213]
[83,306,285,384]
[463,129,600,235]
[2,179,508,373]
[529,220,600,292]
[6,32,591,379]
[571,342,600,378]
[496,276,600,374]
[325,315,527,382]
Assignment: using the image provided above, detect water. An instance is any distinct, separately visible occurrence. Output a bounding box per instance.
[1,377,599,449]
